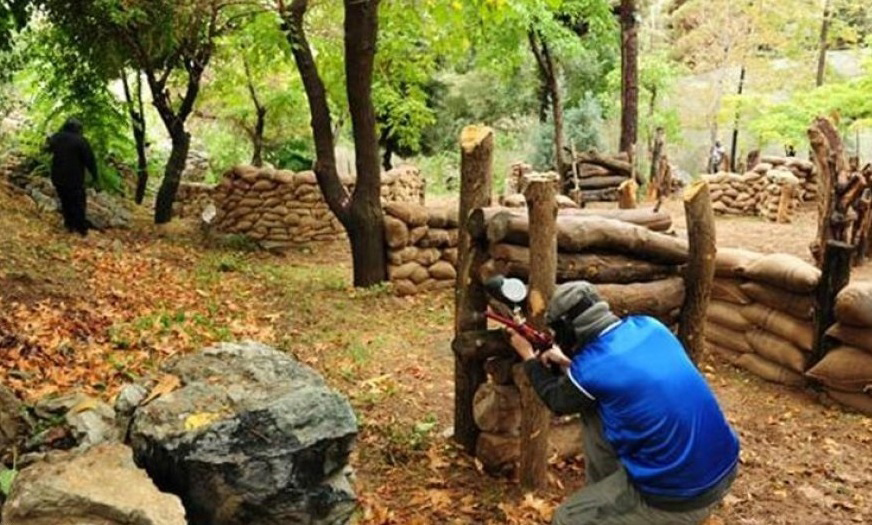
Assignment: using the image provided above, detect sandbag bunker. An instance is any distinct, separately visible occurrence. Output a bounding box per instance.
[707,250,872,416]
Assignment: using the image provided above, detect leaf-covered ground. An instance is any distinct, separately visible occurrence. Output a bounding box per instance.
[1,182,870,524]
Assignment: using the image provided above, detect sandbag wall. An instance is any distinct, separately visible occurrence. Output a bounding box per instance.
[211,166,347,248]
[472,210,689,471]
[173,183,216,219]
[756,155,818,202]
[808,282,872,416]
[705,170,802,222]
[706,250,820,387]
[384,202,460,296]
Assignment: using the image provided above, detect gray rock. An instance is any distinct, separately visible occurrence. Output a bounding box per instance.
[115,383,149,419]
[0,386,28,459]
[130,342,358,525]
[2,443,187,525]
[33,393,119,448]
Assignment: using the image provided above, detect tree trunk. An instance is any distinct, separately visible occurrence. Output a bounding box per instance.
[730,65,746,173]
[244,56,267,168]
[528,30,568,179]
[518,173,558,490]
[121,71,149,205]
[619,0,639,155]
[597,278,686,321]
[252,106,266,168]
[285,0,388,287]
[678,180,716,363]
[344,0,386,286]
[816,0,831,87]
[453,125,494,454]
[154,131,191,224]
[777,183,795,224]
[649,127,664,191]
[811,240,853,366]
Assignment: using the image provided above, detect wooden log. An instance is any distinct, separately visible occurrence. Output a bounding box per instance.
[618,178,638,209]
[811,240,853,366]
[453,330,512,361]
[777,183,795,224]
[575,151,633,177]
[467,207,673,240]
[453,125,494,454]
[517,173,558,490]
[575,175,630,190]
[488,244,678,284]
[679,181,716,363]
[484,213,688,264]
[597,278,686,318]
[580,187,620,202]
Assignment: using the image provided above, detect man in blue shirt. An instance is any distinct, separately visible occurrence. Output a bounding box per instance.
[507,281,739,524]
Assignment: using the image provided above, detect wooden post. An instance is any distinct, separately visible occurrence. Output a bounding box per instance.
[618,179,638,209]
[514,172,558,490]
[453,125,494,454]
[808,117,844,266]
[776,183,795,224]
[811,240,853,366]
[678,180,716,363]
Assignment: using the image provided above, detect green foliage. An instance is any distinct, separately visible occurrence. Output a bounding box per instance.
[530,93,605,170]
[10,23,130,193]
[264,138,314,172]
[739,59,872,146]
[0,467,16,496]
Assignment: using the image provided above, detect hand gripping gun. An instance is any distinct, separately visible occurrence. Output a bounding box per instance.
[483,275,553,352]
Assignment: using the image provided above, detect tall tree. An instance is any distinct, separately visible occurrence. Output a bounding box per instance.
[619,0,639,155]
[43,0,241,223]
[120,70,149,203]
[528,28,569,176]
[816,0,832,87]
[280,0,387,287]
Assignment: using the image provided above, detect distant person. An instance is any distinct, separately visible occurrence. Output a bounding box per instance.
[785,144,797,157]
[708,141,726,174]
[46,118,98,236]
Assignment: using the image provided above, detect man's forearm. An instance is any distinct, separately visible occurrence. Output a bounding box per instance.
[523,359,595,415]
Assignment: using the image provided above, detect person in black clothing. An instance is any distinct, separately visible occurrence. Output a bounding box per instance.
[46,118,98,236]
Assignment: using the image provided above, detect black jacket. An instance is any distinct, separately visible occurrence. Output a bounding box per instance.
[47,121,98,188]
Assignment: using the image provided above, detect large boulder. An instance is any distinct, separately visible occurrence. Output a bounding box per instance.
[129,342,358,525]
[2,443,186,525]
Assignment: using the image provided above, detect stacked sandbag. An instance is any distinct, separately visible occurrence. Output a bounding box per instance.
[760,169,801,222]
[757,155,818,202]
[173,182,216,219]
[384,202,460,296]
[810,282,872,416]
[212,166,347,250]
[480,212,687,329]
[706,251,819,388]
[705,172,764,216]
[381,165,425,205]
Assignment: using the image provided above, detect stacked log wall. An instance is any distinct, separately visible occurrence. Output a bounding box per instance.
[472,211,690,471]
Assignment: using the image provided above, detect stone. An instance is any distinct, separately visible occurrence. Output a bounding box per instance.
[129,342,357,525]
[2,443,187,525]
[0,386,27,458]
[65,398,118,447]
[115,383,149,420]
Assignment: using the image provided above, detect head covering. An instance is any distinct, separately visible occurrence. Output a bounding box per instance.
[546,281,620,353]
[60,118,83,135]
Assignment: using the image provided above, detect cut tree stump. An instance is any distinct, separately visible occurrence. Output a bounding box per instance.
[453,125,494,454]
[517,173,558,490]
[678,180,716,363]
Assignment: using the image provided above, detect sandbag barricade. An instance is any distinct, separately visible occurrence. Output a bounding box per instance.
[384,202,460,297]
[174,164,426,250]
[812,282,872,416]
[705,249,819,388]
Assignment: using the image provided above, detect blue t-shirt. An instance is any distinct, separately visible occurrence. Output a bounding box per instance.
[568,316,740,499]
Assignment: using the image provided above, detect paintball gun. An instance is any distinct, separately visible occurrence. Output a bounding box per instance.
[483,275,553,352]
